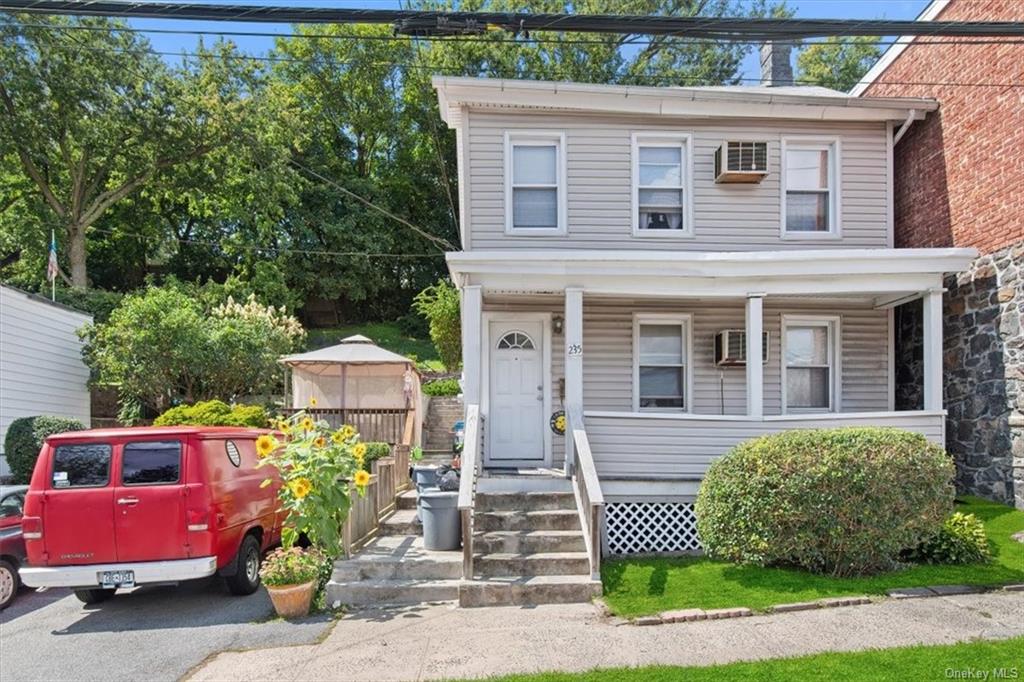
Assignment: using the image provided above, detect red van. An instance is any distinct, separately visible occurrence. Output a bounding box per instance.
[18,426,282,605]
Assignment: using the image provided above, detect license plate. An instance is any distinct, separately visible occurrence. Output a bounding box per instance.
[98,570,135,589]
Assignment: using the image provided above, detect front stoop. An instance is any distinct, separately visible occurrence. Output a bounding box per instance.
[326,535,461,606]
[459,575,602,607]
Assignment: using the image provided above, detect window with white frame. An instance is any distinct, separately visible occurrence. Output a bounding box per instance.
[634,316,690,410]
[783,317,839,411]
[783,140,838,235]
[505,133,565,234]
[633,134,691,235]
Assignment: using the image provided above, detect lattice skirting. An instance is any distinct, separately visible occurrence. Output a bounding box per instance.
[604,501,701,555]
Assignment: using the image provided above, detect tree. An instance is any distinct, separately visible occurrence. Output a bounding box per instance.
[796,36,882,92]
[413,280,461,371]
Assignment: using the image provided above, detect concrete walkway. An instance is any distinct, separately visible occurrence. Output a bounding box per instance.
[188,591,1024,681]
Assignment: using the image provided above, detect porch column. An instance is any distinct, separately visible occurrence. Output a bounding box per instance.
[746,293,765,418]
[461,285,483,408]
[564,287,584,471]
[922,287,944,411]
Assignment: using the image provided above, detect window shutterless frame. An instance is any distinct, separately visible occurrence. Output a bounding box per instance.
[631,132,695,238]
[632,313,693,412]
[780,314,842,414]
[780,137,841,240]
[504,131,568,236]
[120,440,183,486]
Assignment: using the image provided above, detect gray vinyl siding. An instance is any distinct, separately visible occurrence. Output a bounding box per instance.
[465,109,890,251]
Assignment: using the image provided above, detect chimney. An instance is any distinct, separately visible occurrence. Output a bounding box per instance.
[760,42,793,87]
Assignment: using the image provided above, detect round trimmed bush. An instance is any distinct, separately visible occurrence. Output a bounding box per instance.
[695,427,955,577]
[4,415,87,483]
[153,400,268,428]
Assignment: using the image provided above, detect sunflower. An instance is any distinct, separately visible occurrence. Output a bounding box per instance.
[255,434,278,458]
[353,469,371,488]
[288,477,313,499]
[278,421,292,436]
[339,425,356,441]
[313,436,326,449]
[300,416,315,432]
[352,442,367,460]
[309,397,318,407]
[330,431,345,445]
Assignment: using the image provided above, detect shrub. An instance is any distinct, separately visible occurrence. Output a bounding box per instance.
[422,378,461,397]
[259,546,326,587]
[695,427,954,577]
[904,511,991,565]
[4,415,87,483]
[412,280,461,371]
[153,400,269,428]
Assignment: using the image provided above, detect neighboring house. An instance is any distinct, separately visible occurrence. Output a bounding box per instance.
[854,0,1024,509]
[433,54,977,560]
[0,284,92,478]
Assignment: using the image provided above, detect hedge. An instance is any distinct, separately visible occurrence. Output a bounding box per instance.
[423,378,460,397]
[4,416,87,483]
[153,400,268,428]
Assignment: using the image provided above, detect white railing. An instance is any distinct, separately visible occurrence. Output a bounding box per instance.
[458,404,483,580]
[567,404,605,581]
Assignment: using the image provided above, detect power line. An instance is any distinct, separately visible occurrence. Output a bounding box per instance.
[4,1,1024,40]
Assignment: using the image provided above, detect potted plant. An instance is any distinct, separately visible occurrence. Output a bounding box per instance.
[259,546,326,618]
[255,409,369,618]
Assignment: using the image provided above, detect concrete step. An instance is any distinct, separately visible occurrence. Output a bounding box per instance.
[474,552,590,577]
[475,491,576,512]
[474,530,587,554]
[379,508,422,536]
[327,578,461,607]
[458,575,601,608]
[473,509,581,532]
[332,536,461,581]
[396,489,418,510]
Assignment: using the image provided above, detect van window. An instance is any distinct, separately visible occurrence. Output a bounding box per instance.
[52,444,112,488]
[122,441,182,485]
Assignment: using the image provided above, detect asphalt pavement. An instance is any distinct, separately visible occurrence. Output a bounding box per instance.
[0,577,336,682]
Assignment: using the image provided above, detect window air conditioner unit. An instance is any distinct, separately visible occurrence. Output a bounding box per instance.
[714,141,769,183]
[714,329,769,367]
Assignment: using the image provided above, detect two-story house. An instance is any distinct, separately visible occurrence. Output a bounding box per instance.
[420,71,977,606]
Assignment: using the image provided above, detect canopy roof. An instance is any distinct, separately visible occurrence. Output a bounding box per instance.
[280,335,415,368]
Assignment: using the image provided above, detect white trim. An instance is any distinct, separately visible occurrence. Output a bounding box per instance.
[503,131,567,236]
[850,0,952,96]
[461,285,483,407]
[630,132,695,238]
[922,288,944,412]
[745,294,764,418]
[481,311,553,467]
[885,121,895,248]
[887,307,896,412]
[780,136,842,240]
[632,313,693,413]
[584,409,947,422]
[780,314,842,414]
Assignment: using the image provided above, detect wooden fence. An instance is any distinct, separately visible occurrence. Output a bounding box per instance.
[283,408,409,445]
[339,444,414,557]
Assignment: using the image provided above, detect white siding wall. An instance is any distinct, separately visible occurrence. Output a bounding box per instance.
[465,110,889,251]
[0,286,92,476]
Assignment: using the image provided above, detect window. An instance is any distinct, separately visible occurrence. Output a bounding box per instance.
[783,316,840,412]
[497,331,535,350]
[634,315,690,411]
[52,444,111,488]
[782,139,839,236]
[0,492,24,519]
[122,441,182,485]
[505,132,566,234]
[632,134,692,236]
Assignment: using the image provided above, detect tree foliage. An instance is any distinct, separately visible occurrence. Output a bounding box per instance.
[413,280,462,371]
[796,36,881,92]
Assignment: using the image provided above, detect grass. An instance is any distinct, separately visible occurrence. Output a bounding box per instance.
[478,636,1024,681]
[602,496,1024,618]
[305,322,444,372]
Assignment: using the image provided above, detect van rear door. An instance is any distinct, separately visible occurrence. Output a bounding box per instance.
[43,443,117,565]
[113,440,189,562]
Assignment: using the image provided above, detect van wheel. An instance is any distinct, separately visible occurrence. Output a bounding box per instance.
[0,559,19,610]
[74,588,116,605]
[226,535,262,596]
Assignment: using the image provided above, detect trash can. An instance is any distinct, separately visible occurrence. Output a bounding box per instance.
[420,490,461,551]
[412,465,438,492]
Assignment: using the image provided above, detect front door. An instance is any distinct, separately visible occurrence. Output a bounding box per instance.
[488,320,545,464]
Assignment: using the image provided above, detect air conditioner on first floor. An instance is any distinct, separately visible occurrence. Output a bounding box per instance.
[714,329,769,366]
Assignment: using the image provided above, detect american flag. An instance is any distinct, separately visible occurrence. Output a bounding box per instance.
[46,230,58,283]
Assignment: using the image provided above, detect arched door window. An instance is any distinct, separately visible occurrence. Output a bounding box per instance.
[496,331,535,350]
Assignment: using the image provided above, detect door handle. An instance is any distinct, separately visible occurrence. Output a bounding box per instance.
[117,497,139,506]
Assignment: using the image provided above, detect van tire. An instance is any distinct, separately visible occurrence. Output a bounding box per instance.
[226,534,262,596]
[0,559,19,610]
[74,588,116,605]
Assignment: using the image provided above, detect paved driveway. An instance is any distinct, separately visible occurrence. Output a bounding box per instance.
[0,578,335,682]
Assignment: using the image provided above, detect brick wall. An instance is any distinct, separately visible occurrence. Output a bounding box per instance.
[863,0,1024,254]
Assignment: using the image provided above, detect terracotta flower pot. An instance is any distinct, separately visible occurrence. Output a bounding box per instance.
[265,580,316,619]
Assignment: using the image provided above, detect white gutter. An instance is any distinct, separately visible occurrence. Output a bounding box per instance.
[893,108,918,145]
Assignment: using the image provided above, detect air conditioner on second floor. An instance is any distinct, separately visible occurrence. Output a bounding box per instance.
[714,141,769,184]
[714,329,770,366]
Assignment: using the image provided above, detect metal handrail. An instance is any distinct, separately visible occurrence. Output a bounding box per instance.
[458,404,482,580]
[567,404,605,580]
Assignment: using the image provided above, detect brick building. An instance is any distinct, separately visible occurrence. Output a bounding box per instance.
[855,0,1023,508]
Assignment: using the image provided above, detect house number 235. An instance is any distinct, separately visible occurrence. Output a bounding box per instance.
[567,344,582,356]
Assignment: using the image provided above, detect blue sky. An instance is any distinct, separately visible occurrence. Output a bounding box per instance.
[130,0,932,82]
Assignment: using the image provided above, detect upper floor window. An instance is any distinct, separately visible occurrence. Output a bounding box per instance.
[504,132,566,235]
[632,133,693,237]
[782,315,840,413]
[633,314,691,411]
[781,138,840,238]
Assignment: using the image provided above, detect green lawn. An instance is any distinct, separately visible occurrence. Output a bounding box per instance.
[478,636,1024,682]
[602,496,1024,618]
[305,322,444,372]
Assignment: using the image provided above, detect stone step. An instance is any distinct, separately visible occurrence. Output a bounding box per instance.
[475,491,577,512]
[473,509,581,532]
[379,508,422,536]
[332,536,461,581]
[459,575,601,608]
[474,530,587,554]
[474,552,591,577]
[396,489,418,510]
[327,578,461,607]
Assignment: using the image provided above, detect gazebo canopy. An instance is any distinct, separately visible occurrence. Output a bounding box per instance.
[280,335,417,368]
